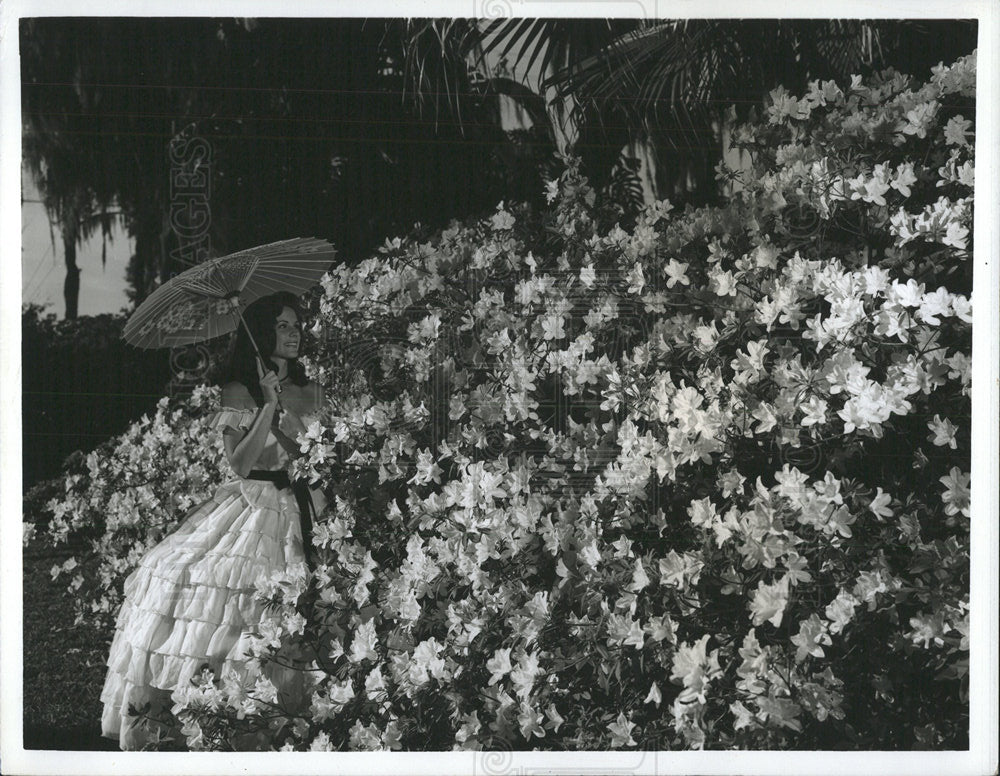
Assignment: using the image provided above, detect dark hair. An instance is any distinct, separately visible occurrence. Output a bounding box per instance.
[224,291,308,406]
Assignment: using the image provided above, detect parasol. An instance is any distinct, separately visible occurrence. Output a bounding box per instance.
[122,237,336,378]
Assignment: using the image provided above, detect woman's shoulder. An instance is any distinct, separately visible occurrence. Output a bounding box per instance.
[306,379,323,406]
[220,381,257,411]
[212,383,259,433]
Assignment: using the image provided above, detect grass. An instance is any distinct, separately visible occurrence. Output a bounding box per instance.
[22,543,119,751]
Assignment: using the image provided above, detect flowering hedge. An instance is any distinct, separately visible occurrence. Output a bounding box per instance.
[31,52,975,751]
[35,387,231,626]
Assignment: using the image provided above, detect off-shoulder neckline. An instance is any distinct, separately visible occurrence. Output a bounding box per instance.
[217,406,321,417]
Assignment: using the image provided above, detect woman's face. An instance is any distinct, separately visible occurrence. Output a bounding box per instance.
[271,306,301,361]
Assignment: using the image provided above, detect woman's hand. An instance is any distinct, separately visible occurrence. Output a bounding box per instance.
[257,360,281,405]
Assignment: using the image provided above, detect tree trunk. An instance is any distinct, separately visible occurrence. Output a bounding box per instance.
[62,226,80,320]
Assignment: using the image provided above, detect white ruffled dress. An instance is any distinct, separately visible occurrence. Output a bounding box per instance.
[100,407,325,750]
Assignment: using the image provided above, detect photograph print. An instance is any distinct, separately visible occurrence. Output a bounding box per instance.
[7,7,996,771]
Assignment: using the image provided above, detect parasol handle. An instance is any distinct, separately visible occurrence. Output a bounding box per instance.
[235,307,282,395]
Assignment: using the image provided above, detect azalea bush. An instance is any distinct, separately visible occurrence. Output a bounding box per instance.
[33,386,232,627]
[34,51,975,751]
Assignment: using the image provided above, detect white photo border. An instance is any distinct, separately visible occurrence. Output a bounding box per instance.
[2,2,996,774]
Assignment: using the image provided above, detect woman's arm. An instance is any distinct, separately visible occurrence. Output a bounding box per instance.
[222,382,279,477]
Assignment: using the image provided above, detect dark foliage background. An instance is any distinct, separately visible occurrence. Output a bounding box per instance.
[21,305,169,488]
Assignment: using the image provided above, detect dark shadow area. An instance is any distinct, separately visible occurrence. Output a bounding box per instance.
[23,724,119,752]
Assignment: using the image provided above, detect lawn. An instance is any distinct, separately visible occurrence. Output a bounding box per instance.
[22,542,119,751]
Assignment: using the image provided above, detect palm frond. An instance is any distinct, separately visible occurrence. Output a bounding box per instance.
[602,153,645,219]
[480,18,629,86]
[392,19,483,130]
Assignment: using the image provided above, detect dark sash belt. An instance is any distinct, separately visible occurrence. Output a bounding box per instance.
[246,469,316,570]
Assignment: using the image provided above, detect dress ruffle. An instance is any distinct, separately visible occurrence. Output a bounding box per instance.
[100,474,308,750]
[209,407,257,433]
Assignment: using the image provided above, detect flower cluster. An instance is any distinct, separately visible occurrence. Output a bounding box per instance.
[34,52,974,751]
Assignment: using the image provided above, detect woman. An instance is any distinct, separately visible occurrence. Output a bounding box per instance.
[100,291,325,750]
